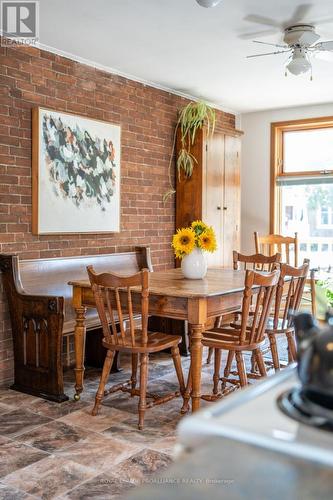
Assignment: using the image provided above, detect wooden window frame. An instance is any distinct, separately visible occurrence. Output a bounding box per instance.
[270,116,333,233]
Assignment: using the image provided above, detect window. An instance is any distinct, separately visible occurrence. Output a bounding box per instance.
[321,207,329,225]
[271,117,333,269]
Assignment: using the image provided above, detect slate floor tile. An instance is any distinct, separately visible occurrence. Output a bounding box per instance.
[17,420,91,453]
[3,456,96,500]
[0,438,48,479]
[0,409,52,438]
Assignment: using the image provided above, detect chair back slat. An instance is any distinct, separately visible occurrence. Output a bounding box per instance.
[127,287,136,345]
[105,289,118,343]
[87,266,150,347]
[233,251,281,272]
[254,232,298,266]
[239,269,280,345]
[114,287,126,343]
[272,259,310,331]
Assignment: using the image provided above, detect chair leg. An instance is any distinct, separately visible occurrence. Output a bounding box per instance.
[138,353,149,430]
[235,352,248,387]
[255,349,267,377]
[213,349,221,395]
[286,331,297,363]
[206,347,214,365]
[181,363,192,414]
[171,346,185,396]
[131,353,138,396]
[92,350,114,416]
[221,350,234,390]
[250,353,257,373]
[268,333,280,371]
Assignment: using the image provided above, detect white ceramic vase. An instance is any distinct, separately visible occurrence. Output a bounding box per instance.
[181,247,207,279]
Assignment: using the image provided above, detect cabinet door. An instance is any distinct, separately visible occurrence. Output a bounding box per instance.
[203,133,224,267]
[223,135,241,267]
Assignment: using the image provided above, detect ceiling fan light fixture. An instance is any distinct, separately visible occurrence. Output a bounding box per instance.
[195,0,223,8]
[286,49,311,76]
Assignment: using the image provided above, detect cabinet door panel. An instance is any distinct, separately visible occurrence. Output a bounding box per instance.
[204,133,224,267]
[223,135,241,267]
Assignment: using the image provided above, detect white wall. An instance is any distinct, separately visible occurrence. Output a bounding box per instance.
[239,102,333,254]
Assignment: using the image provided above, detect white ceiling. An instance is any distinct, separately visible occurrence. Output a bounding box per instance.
[39,0,333,113]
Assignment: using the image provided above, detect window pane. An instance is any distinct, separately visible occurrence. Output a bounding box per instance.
[283,128,333,173]
[281,183,333,269]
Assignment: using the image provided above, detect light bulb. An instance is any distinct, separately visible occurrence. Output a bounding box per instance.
[286,48,311,76]
[196,0,223,8]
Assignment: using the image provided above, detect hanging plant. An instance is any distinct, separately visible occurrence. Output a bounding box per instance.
[163,101,216,202]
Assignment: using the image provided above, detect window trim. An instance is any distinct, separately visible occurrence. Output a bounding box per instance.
[270,116,333,233]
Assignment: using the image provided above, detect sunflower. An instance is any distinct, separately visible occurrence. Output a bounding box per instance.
[191,220,208,235]
[198,228,217,253]
[172,227,196,258]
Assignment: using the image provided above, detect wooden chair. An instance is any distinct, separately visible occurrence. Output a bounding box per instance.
[233,251,281,271]
[254,231,315,315]
[87,266,185,430]
[182,269,280,411]
[206,251,281,365]
[254,232,298,266]
[266,259,310,370]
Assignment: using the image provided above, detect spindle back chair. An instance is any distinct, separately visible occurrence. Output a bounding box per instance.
[254,232,298,267]
[182,269,280,411]
[87,266,185,429]
[88,266,149,348]
[233,251,281,271]
[206,251,282,366]
[267,259,310,369]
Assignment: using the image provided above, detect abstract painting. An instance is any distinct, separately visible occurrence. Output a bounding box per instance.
[32,107,121,234]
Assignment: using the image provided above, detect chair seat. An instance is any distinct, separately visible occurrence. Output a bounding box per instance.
[202,327,266,352]
[102,330,182,353]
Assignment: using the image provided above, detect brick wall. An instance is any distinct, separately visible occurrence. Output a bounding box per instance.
[0,43,235,387]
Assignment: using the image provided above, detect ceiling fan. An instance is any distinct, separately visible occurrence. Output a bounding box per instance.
[247,24,333,77]
[244,4,333,77]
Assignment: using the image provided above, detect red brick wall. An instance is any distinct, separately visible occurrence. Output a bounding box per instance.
[0,43,235,387]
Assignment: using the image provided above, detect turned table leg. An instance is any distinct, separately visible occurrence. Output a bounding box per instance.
[74,306,87,401]
[190,323,204,412]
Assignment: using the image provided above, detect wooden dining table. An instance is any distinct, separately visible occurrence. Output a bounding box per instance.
[69,267,249,412]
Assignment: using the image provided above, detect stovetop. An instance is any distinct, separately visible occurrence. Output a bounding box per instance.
[178,367,333,466]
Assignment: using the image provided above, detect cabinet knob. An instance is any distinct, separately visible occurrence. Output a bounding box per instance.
[217,206,221,210]
[223,207,227,211]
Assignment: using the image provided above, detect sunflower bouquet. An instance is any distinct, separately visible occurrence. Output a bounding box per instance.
[172,220,217,259]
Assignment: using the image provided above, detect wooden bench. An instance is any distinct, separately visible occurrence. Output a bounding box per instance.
[0,247,152,402]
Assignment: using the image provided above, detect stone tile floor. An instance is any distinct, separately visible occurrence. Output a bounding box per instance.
[0,344,287,499]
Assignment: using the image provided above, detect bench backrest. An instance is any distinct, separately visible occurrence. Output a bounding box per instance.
[4,247,152,323]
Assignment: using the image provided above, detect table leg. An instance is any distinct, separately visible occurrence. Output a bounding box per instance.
[74,306,87,401]
[189,323,204,412]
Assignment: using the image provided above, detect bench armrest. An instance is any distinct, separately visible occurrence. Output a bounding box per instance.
[0,254,64,316]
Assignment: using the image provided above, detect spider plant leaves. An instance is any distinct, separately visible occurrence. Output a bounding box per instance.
[177,149,197,179]
[179,101,216,145]
[163,188,176,203]
[163,100,216,203]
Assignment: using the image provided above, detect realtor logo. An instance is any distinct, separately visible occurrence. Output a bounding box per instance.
[1,0,39,46]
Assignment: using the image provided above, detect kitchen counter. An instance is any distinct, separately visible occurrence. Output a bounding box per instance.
[126,368,333,499]
[126,435,333,500]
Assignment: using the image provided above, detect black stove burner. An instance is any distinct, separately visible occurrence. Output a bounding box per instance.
[277,388,333,432]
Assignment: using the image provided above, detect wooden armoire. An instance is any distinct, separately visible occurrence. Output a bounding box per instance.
[176,126,242,268]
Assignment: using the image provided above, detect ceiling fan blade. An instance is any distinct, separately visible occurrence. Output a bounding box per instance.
[246,50,291,58]
[286,3,312,26]
[244,14,281,28]
[313,51,333,61]
[314,40,333,51]
[310,17,333,26]
[253,40,288,49]
[239,29,280,40]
